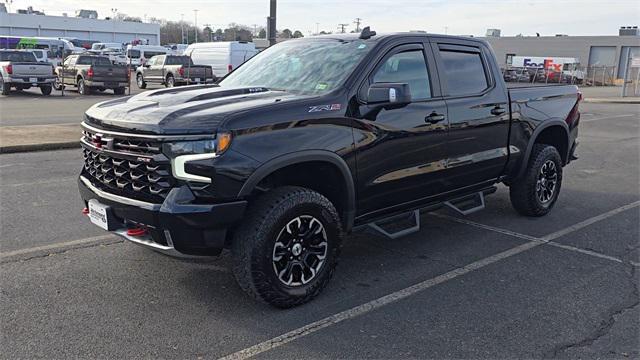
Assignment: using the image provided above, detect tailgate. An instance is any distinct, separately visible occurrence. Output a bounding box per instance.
[184,66,211,79]
[92,66,128,82]
[11,63,52,76]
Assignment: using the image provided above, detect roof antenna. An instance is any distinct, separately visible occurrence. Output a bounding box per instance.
[359,26,376,39]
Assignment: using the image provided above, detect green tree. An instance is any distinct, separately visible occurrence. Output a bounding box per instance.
[258,28,266,38]
[280,28,293,38]
[292,30,304,38]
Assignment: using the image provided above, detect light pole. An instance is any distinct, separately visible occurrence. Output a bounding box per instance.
[181,14,185,44]
[316,22,319,35]
[193,9,199,43]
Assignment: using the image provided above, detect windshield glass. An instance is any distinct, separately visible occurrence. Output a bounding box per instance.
[0,51,37,62]
[127,50,141,58]
[220,38,373,95]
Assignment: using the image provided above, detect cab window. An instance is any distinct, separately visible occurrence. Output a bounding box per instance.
[372,50,431,100]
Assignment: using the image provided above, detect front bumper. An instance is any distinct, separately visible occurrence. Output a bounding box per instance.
[78,175,247,257]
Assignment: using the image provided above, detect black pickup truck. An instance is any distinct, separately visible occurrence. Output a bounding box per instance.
[78,29,580,307]
[55,55,129,95]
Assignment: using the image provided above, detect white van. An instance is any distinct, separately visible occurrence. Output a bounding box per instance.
[185,41,258,78]
[125,45,168,66]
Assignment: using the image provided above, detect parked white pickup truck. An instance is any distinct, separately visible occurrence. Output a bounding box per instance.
[0,50,56,95]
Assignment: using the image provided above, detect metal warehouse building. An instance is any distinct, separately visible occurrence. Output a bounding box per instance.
[481,28,640,80]
[0,12,160,45]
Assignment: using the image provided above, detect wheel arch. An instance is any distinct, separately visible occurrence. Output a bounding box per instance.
[517,119,570,178]
[238,150,356,231]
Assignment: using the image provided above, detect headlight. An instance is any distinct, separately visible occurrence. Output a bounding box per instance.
[163,132,232,184]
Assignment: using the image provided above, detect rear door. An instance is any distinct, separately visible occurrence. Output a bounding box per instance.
[146,56,163,81]
[354,41,449,216]
[431,39,510,190]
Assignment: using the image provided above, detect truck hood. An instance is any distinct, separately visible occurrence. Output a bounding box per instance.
[84,85,303,134]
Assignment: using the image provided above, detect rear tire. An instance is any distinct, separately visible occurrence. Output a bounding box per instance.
[113,87,126,95]
[136,73,147,89]
[509,144,563,217]
[0,75,9,95]
[78,79,91,95]
[231,186,343,308]
[165,75,175,88]
[40,85,52,96]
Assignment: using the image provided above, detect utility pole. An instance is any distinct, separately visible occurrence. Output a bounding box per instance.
[180,14,185,44]
[338,23,348,33]
[353,18,362,32]
[267,0,277,47]
[193,9,199,43]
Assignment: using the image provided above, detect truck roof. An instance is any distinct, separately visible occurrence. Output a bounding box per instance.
[296,32,489,46]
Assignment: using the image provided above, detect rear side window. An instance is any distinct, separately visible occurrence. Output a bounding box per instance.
[440,50,489,96]
[0,51,37,62]
[373,50,431,100]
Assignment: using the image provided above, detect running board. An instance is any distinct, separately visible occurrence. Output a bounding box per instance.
[444,191,486,215]
[366,210,420,239]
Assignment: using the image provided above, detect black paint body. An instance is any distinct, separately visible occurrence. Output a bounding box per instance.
[79,33,580,255]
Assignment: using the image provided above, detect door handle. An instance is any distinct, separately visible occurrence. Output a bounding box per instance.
[425,112,445,124]
[491,106,506,116]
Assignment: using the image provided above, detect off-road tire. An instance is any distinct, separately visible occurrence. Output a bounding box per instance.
[231,186,343,308]
[509,144,563,217]
[40,85,52,96]
[136,73,147,89]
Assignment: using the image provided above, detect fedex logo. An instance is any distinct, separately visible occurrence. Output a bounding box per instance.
[523,58,563,71]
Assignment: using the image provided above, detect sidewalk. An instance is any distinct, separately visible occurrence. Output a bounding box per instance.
[579,86,640,104]
[0,124,80,153]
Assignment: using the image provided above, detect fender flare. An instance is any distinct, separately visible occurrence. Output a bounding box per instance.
[517,118,570,178]
[238,150,356,231]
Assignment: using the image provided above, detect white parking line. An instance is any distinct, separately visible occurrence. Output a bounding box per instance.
[0,234,116,259]
[581,114,637,123]
[218,201,639,360]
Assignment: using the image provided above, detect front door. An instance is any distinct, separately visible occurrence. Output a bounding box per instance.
[354,43,448,217]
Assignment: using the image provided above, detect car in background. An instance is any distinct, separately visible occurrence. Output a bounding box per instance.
[135,54,213,88]
[91,42,124,52]
[0,50,56,95]
[166,44,188,55]
[125,45,168,67]
[55,54,129,95]
[503,68,530,83]
[184,41,258,78]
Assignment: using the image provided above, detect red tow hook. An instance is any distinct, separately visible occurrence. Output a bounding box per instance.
[126,227,147,237]
[82,207,89,216]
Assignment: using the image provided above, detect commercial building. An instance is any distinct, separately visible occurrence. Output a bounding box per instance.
[481,27,640,80]
[0,12,160,45]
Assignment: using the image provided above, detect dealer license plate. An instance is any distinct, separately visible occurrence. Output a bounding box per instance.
[88,199,110,230]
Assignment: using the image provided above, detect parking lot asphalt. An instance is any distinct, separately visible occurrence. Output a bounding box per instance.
[0,102,638,358]
[0,84,163,126]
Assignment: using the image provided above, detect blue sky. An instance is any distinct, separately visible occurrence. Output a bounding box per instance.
[12,0,640,36]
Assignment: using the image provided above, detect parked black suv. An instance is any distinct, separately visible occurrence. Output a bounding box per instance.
[79,30,580,307]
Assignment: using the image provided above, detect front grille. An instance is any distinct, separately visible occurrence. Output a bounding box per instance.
[81,128,174,203]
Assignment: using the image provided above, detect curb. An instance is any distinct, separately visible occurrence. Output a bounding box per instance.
[0,141,80,154]
[583,98,640,104]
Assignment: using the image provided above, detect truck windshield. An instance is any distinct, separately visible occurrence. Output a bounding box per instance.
[220,38,373,95]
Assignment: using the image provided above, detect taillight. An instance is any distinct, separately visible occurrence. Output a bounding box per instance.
[178,67,185,77]
[87,67,94,78]
[227,64,233,72]
[6,64,12,75]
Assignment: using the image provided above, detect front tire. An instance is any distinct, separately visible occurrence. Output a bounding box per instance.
[231,186,343,308]
[509,144,563,217]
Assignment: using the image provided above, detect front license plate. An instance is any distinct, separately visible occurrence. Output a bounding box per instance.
[194,78,201,82]
[88,199,110,230]
[29,77,37,83]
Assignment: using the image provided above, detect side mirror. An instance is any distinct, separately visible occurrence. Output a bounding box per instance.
[366,83,412,106]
